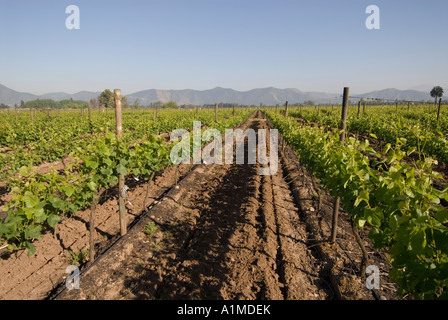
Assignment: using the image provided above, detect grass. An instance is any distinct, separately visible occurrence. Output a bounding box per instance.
[144,221,158,238]
[67,248,89,266]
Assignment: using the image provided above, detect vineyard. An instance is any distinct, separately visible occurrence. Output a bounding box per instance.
[0,99,447,300]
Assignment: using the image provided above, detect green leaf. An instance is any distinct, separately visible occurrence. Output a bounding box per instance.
[24,207,45,222]
[86,159,98,169]
[108,176,118,186]
[406,147,416,156]
[23,192,38,208]
[410,229,426,253]
[369,207,383,227]
[398,201,407,210]
[354,190,369,207]
[47,215,61,228]
[389,215,399,231]
[26,242,36,256]
[427,195,440,204]
[19,166,30,176]
[103,157,112,166]
[116,163,127,175]
[24,225,42,240]
[105,132,116,141]
[100,167,113,176]
[357,217,366,228]
[382,143,392,154]
[49,197,66,210]
[88,181,97,191]
[434,209,448,224]
[62,186,75,197]
[432,171,444,180]
[405,189,415,198]
[368,227,385,248]
[0,222,9,237]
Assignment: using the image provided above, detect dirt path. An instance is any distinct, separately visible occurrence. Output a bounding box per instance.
[54,116,342,300]
[153,120,328,300]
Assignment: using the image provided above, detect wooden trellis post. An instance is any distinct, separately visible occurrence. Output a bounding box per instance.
[215,103,218,122]
[437,98,442,122]
[114,89,127,237]
[330,87,349,244]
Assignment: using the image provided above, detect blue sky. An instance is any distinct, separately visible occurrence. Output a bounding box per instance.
[0,0,447,95]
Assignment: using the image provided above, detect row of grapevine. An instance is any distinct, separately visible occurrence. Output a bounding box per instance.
[0,107,253,256]
[286,105,448,164]
[266,109,448,299]
[0,108,252,181]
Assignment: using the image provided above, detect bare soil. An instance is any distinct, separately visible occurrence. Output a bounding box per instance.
[0,160,195,299]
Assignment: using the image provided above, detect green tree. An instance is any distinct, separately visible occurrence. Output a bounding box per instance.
[89,98,98,109]
[133,98,140,109]
[430,86,444,105]
[152,101,163,109]
[98,89,115,109]
[122,96,130,109]
[163,101,179,109]
[303,100,315,106]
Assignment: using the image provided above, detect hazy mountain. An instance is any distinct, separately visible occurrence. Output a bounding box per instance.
[0,83,434,107]
[40,92,76,100]
[126,87,340,105]
[358,88,431,102]
[121,87,433,105]
[69,91,101,101]
[0,84,38,105]
[0,84,100,106]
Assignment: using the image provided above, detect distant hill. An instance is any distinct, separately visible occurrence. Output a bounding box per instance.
[125,87,340,106]
[358,88,432,102]
[0,83,435,107]
[0,84,38,106]
[0,84,99,106]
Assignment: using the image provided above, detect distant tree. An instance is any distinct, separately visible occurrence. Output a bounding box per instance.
[20,100,25,108]
[133,98,140,109]
[430,86,444,105]
[0,103,9,109]
[122,96,130,109]
[89,98,99,109]
[152,101,163,109]
[23,98,58,109]
[303,100,315,106]
[163,101,179,109]
[58,99,87,109]
[98,89,115,108]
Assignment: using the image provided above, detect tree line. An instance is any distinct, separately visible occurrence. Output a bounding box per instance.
[14,98,88,109]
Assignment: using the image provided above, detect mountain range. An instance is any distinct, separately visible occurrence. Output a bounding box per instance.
[0,83,436,107]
